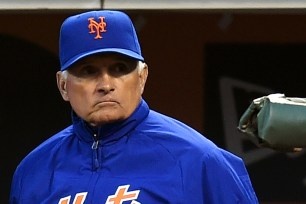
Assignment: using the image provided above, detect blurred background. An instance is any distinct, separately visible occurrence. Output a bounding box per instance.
[1,0,306,203]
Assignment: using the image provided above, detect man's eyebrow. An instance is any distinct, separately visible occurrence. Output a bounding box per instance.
[113,57,134,63]
[71,60,90,67]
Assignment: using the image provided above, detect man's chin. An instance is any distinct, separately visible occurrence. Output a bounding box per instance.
[88,113,123,126]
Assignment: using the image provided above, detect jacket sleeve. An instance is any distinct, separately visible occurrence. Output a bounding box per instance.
[9,165,22,204]
[201,148,259,204]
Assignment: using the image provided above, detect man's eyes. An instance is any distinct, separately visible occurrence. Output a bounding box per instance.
[77,66,98,76]
[72,63,135,78]
[110,63,133,75]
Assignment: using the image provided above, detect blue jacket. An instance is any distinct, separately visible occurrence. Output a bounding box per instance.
[10,99,258,203]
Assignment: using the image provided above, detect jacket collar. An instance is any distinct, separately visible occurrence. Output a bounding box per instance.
[72,99,149,144]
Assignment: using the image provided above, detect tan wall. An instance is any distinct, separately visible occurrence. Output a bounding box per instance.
[2,11,306,133]
[128,11,306,133]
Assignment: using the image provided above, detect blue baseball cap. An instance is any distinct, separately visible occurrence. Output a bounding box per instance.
[59,10,144,71]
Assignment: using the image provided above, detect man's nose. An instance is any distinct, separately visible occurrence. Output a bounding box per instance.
[96,72,114,93]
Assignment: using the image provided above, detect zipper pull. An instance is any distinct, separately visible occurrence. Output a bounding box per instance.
[92,140,99,150]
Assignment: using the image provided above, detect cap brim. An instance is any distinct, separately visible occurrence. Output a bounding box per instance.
[61,48,144,71]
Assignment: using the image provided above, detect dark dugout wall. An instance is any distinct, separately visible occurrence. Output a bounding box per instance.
[0,34,71,202]
[204,43,306,202]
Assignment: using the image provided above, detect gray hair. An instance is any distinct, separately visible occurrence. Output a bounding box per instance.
[137,61,146,73]
[61,69,68,79]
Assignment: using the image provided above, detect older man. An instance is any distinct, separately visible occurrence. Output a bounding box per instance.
[10,10,258,204]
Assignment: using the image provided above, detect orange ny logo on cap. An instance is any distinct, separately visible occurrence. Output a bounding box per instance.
[88,17,107,39]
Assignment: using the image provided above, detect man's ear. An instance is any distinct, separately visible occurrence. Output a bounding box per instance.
[56,71,69,101]
[139,63,148,94]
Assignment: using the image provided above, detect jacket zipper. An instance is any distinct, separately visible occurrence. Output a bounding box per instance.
[92,133,100,170]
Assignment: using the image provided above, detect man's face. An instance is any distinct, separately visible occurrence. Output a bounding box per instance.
[57,53,148,127]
